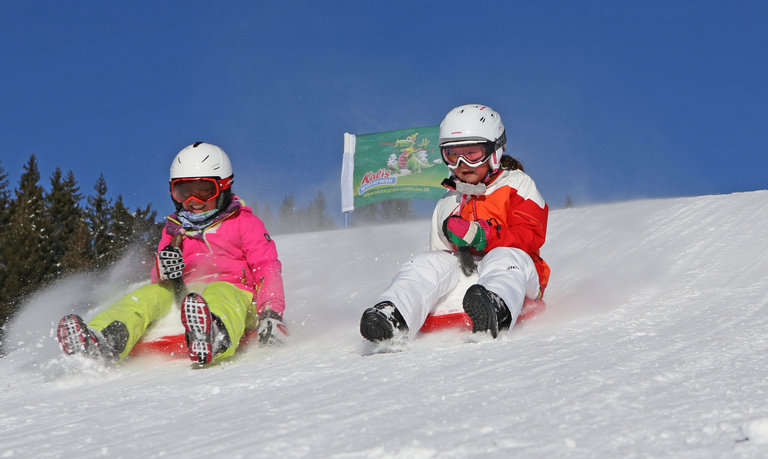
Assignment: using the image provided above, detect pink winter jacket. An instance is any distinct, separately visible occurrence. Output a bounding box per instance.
[151,197,286,316]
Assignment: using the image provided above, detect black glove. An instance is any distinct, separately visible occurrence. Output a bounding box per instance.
[156,245,185,281]
[257,309,289,346]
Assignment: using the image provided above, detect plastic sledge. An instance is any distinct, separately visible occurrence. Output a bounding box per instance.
[130,329,258,358]
[128,305,258,359]
[418,272,546,334]
[419,297,546,334]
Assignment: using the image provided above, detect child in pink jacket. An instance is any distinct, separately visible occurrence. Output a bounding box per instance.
[56,142,287,366]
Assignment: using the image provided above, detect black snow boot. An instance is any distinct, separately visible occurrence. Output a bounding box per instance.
[360,301,409,342]
[462,284,512,339]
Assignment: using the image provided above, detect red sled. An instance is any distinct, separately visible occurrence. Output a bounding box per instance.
[130,329,259,359]
[419,297,547,334]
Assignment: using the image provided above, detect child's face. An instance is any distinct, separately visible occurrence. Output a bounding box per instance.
[454,160,491,185]
[183,199,217,214]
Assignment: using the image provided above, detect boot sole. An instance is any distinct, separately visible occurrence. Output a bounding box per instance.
[57,314,94,356]
[463,285,499,338]
[181,293,213,364]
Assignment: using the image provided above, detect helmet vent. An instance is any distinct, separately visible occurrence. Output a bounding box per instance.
[193,142,204,148]
[479,117,486,123]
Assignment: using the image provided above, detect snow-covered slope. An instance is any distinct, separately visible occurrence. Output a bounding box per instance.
[2,190,768,457]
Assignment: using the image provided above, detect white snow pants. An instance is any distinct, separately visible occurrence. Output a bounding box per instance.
[378,247,540,337]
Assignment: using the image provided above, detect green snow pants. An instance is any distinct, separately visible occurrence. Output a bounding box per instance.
[88,281,253,362]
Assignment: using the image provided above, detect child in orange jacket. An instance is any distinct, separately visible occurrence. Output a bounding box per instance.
[360,104,550,341]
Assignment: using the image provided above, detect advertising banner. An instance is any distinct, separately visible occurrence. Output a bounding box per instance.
[341,126,447,212]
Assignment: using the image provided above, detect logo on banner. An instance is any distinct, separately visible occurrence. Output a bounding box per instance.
[357,131,440,195]
[358,169,396,194]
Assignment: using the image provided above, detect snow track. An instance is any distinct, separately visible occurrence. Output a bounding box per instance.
[2,190,768,457]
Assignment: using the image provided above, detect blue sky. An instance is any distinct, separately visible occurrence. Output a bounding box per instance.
[1,1,766,221]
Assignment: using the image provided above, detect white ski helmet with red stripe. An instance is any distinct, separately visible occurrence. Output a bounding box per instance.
[439,104,507,171]
[169,142,234,211]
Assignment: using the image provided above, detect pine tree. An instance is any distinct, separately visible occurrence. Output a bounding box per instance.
[278,195,297,234]
[380,199,414,222]
[0,161,10,328]
[307,190,333,231]
[131,204,162,262]
[107,195,134,266]
[0,161,9,229]
[85,174,113,267]
[0,156,51,327]
[351,199,415,226]
[351,202,381,226]
[58,219,92,275]
[249,199,259,216]
[60,171,92,273]
[46,168,86,278]
[106,197,162,266]
[260,203,276,233]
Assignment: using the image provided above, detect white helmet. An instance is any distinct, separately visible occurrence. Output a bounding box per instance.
[170,142,233,181]
[169,142,234,210]
[439,104,507,171]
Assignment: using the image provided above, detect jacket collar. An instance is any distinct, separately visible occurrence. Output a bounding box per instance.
[441,169,503,195]
[165,196,242,237]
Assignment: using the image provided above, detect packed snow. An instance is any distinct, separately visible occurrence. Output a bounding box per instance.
[1,190,768,457]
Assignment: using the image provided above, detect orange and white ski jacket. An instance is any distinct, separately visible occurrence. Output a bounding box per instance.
[429,168,551,293]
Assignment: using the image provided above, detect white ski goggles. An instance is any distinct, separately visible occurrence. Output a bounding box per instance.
[440,142,494,169]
